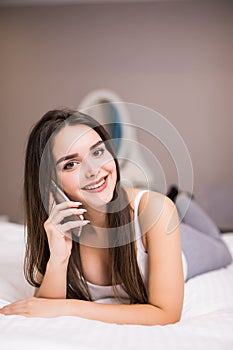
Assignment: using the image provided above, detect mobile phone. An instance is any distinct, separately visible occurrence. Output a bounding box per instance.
[51,180,84,237]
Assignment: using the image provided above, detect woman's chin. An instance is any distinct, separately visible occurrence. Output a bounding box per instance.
[83,192,114,210]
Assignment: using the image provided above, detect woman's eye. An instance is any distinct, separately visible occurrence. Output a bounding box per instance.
[63,161,79,170]
[92,148,105,157]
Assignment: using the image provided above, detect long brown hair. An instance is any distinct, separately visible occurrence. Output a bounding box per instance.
[24,108,147,304]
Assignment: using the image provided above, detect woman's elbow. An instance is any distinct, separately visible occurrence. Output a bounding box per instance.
[164,308,183,325]
[148,305,182,326]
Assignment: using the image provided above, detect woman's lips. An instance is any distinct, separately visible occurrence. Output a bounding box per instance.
[82,176,108,193]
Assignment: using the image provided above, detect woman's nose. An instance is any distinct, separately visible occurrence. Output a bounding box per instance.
[83,157,100,179]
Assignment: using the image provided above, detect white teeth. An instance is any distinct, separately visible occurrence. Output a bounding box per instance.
[84,178,106,190]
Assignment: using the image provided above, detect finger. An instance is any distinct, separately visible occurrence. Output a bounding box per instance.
[2,309,29,316]
[1,297,35,309]
[51,208,86,225]
[0,300,25,309]
[49,201,83,219]
[55,201,82,210]
[0,298,36,316]
[61,219,90,233]
[0,304,25,315]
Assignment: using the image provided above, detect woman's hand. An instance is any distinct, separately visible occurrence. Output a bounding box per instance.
[0,297,71,318]
[44,200,89,263]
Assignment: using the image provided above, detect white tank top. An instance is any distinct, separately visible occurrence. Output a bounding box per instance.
[85,190,187,304]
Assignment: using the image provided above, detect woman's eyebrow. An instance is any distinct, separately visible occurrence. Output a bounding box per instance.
[56,153,78,166]
[89,140,104,151]
[56,140,104,166]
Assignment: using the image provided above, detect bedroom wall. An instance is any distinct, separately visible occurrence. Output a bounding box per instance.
[0,0,232,228]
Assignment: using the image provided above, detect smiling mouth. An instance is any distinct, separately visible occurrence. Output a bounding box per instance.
[82,176,108,191]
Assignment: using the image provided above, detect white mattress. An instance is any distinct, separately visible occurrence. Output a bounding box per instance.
[0,222,233,350]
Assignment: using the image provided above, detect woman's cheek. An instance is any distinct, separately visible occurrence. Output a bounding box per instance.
[61,172,79,194]
[103,159,116,173]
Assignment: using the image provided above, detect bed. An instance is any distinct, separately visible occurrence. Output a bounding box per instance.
[0,221,233,350]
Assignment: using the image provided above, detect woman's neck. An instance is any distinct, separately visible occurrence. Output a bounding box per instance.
[83,204,107,228]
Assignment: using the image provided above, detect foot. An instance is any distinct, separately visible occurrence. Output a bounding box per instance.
[166,185,179,202]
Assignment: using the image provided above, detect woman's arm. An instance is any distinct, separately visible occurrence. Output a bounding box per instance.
[1,194,184,325]
[35,200,88,299]
[34,258,69,299]
[142,193,184,322]
[67,299,179,325]
[0,297,176,325]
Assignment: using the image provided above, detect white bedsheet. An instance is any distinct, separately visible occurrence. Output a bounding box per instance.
[0,222,233,350]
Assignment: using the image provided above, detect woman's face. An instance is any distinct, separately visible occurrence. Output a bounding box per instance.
[52,124,117,209]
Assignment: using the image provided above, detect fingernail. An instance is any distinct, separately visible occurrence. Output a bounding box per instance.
[73,202,82,205]
[82,220,90,224]
[79,209,87,212]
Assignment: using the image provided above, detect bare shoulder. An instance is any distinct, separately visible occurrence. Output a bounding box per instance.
[140,190,177,220]
[124,187,166,207]
[140,190,179,236]
[125,187,179,249]
[125,187,175,222]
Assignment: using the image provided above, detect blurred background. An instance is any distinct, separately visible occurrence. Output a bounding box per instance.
[0,0,232,231]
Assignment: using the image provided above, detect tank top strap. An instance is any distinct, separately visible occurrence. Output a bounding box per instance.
[134,190,149,254]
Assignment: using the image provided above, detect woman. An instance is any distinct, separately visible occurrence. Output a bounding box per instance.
[0,108,232,325]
